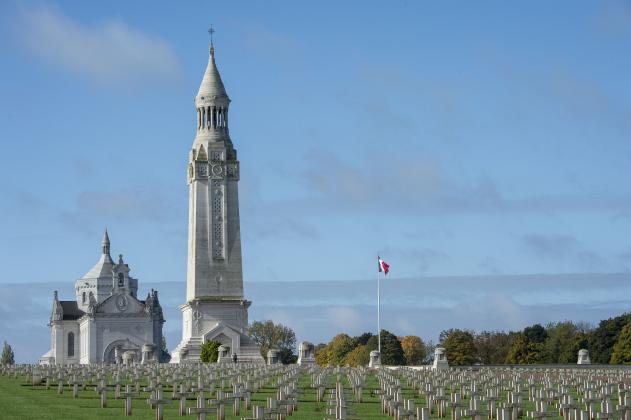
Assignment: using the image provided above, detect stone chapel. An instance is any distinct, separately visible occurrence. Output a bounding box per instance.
[40,231,165,365]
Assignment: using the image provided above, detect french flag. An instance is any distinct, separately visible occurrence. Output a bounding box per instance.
[378,257,390,275]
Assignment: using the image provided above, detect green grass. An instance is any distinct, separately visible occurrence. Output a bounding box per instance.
[0,371,608,419]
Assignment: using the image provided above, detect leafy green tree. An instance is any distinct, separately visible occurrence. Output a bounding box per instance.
[505,324,549,364]
[366,330,405,365]
[589,313,631,363]
[542,322,580,363]
[248,320,297,364]
[441,329,477,365]
[200,340,220,363]
[523,324,547,344]
[353,332,374,346]
[400,335,426,365]
[611,322,631,364]
[1,342,14,365]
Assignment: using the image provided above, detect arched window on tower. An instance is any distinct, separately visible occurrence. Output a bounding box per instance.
[118,273,124,287]
[82,292,86,304]
[68,332,74,357]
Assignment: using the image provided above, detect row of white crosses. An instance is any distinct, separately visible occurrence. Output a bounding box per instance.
[1,362,299,420]
[390,366,631,420]
[6,363,631,419]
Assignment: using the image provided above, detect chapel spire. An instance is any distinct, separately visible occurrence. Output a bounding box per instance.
[102,228,111,256]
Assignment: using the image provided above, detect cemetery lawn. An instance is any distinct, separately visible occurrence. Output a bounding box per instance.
[0,373,395,419]
[0,371,579,420]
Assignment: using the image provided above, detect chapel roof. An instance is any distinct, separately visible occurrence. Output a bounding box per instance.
[60,301,85,320]
[82,229,115,279]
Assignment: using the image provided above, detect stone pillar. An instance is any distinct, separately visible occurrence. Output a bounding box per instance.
[577,349,591,365]
[369,350,381,368]
[141,344,156,364]
[432,347,449,370]
[122,351,135,366]
[217,345,230,363]
[297,341,315,366]
[267,349,279,365]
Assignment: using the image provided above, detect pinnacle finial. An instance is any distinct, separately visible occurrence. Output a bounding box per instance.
[208,25,216,57]
[102,228,111,255]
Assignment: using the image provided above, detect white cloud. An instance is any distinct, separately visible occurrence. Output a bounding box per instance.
[17,4,180,85]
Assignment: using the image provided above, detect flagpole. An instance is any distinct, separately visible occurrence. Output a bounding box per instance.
[377,255,381,354]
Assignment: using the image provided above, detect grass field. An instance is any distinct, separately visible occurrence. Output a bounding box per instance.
[0,371,577,419]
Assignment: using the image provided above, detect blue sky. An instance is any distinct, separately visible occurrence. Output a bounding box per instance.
[1,1,631,361]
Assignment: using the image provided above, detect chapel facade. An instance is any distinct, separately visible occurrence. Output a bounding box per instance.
[40,231,165,365]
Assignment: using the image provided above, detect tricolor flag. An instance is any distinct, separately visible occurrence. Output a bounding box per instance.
[378,257,390,275]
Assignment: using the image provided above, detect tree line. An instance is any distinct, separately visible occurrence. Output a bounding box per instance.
[310,312,631,366]
[126,311,631,365]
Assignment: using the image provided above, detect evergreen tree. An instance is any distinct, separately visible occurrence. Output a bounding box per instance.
[378,330,405,365]
[589,313,631,363]
[200,340,221,363]
[1,342,14,365]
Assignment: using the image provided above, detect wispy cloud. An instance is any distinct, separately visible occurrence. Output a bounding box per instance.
[16,4,180,86]
[520,233,609,271]
[297,151,631,216]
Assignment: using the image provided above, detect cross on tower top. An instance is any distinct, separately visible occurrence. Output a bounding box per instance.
[208,25,216,56]
[208,25,215,45]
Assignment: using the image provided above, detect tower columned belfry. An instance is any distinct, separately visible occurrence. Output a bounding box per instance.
[171,38,263,363]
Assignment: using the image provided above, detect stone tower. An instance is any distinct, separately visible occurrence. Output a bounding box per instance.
[171,40,262,363]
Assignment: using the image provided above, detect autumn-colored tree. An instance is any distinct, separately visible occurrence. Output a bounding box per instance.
[610,322,631,364]
[326,334,356,366]
[344,345,370,366]
[474,331,517,364]
[506,334,545,364]
[441,329,477,365]
[314,343,328,367]
[400,335,426,365]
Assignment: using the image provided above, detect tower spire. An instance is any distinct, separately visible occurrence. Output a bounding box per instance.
[195,28,231,142]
